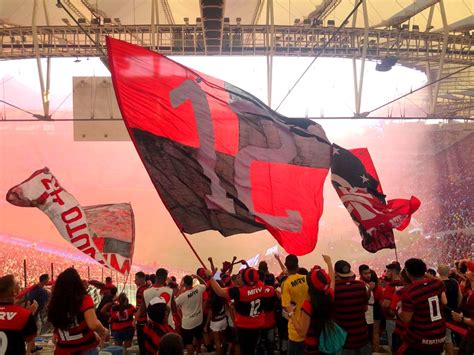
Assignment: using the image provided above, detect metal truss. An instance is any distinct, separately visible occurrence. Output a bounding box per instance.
[1,24,472,63]
[1,23,472,118]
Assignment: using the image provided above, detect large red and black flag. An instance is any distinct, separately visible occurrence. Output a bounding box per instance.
[106,38,331,255]
[331,144,420,252]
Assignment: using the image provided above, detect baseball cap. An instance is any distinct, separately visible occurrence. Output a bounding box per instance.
[335,260,354,278]
[386,261,401,272]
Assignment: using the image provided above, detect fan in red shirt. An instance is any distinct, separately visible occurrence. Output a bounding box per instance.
[390,269,412,354]
[143,296,176,354]
[109,293,135,349]
[89,277,116,297]
[134,271,149,355]
[259,272,278,355]
[398,258,447,355]
[333,260,371,354]
[0,275,38,355]
[383,261,402,349]
[207,267,268,354]
[47,268,109,355]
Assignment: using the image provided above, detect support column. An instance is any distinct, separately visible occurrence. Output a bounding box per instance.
[266,0,274,108]
[431,0,448,115]
[32,0,51,119]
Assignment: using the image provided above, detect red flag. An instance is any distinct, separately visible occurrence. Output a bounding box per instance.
[106,37,332,255]
[331,144,420,253]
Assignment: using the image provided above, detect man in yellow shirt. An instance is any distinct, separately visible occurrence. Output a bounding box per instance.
[281,254,308,354]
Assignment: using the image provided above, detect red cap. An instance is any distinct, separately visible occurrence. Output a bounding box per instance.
[308,268,331,295]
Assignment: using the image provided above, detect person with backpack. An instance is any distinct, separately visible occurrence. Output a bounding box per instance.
[290,255,347,354]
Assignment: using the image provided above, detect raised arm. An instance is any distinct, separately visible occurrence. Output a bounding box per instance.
[208,257,218,274]
[274,254,286,273]
[322,255,335,290]
[205,270,227,298]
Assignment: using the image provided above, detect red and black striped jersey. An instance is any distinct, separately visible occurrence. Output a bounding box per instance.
[136,284,148,324]
[110,304,135,331]
[226,282,266,329]
[53,295,99,355]
[0,303,37,355]
[401,278,446,351]
[301,299,322,352]
[143,322,175,354]
[334,278,369,350]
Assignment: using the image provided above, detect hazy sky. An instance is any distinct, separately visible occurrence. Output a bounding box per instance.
[0,56,430,270]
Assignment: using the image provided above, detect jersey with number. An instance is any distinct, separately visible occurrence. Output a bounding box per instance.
[53,295,99,354]
[401,278,446,351]
[0,303,37,355]
[110,304,135,331]
[227,282,265,329]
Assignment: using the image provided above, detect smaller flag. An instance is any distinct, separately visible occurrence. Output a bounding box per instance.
[331,145,420,253]
[265,245,279,257]
[6,168,135,275]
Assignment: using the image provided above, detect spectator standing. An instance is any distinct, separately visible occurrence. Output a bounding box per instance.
[143,296,176,354]
[281,254,309,355]
[47,268,109,355]
[399,258,447,355]
[0,275,38,355]
[175,275,207,355]
[134,271,148,354]
[334,260,370,355]
[109,293,135,348]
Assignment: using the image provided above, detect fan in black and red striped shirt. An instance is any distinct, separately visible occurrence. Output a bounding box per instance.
[398,258,447,355]
[451,260,474,355]
[109,293,135,348]
[143,296,176,354]
[334,260,371,354]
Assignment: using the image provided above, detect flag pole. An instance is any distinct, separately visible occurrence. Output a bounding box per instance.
[179,230,206,269]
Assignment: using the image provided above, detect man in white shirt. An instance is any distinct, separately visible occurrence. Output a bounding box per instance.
[142,268,176,329]
[175,275,206,355]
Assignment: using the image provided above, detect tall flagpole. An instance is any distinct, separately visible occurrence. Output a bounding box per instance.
[179,230,207,268]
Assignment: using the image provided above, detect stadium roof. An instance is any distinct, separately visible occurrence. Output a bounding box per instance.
[0,0,473,118]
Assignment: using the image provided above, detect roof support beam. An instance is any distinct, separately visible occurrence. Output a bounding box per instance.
[200,0,225,53]
[266,0,274,108]
[352,0,369,115]
[32,0,51,119]
[431,0,448,114]
[308,0,343,22]
[374,0,439,28]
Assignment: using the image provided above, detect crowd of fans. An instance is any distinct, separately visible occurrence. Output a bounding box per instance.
[2,251,474,355]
